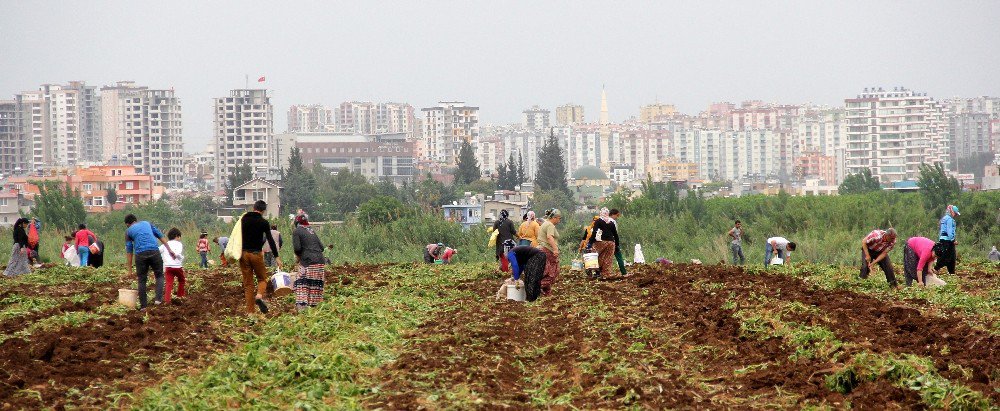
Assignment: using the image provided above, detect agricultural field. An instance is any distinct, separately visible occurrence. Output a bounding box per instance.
[0,261,996,409]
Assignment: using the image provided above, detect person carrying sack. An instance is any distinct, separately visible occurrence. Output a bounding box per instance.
[236,200,282,315]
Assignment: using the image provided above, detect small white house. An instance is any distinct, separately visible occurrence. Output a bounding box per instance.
[233,178,282,218]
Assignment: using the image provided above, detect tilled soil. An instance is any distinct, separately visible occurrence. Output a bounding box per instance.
[370,263,994,409]
[0,266,295,409]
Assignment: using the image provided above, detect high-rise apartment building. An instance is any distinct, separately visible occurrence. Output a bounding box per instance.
[334,101,415,138]
[100,81,146,163]
[640,103,677,123]
[421,101,479,165]
[287,104,333,132]
[8,82,100,169]
[214,89,274,182]
[943,97,1000,162]
[845,87,950,183]
[0,100,26,175]
[555,104,585,125]
[522,106,550,131]
[123,89,185,187]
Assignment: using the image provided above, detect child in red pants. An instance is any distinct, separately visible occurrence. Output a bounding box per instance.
[160,228,186,303]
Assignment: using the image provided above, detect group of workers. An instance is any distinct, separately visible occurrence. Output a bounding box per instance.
[859,204,963,288]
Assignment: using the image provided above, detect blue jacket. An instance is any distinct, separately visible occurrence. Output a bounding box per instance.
[939,214,956,241]
[126,221,165,254]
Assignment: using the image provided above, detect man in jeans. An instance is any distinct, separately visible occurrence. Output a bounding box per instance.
[860,227,898,287]
[124,214,176,309]
[240,200,282,314]
[727,220,745,265]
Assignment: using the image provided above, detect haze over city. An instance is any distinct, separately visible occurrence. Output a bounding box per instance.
[3,1,999,152]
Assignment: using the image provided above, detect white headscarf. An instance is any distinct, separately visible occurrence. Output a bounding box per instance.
[599,207,611,223]
[527,211,536,222]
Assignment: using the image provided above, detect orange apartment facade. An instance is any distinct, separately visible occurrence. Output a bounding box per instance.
[4,165,162,213]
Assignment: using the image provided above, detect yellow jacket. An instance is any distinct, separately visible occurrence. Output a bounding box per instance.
[517,220,541,247]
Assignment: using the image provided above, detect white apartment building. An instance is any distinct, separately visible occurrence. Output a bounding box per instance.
[522,106,550,131]
[555,104,585,125]
[335,101,415,138]
[422,101,479,165]
[672,128,798,182]
[287,104,333,132]
[9,82,100,170]
[214,89,274,182]
[476,126,546,180]
[796,106,847,183]
[845,87,950,183]
[122,89,185,187]
[943,97,1000,162]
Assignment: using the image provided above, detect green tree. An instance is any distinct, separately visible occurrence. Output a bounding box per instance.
[496,162,509,191]
[415,173,455,209]
[516,153,526,186]
[178,195,220,229]
[535,131,570,195]
[459,178,498,195]
[356,196,412,227]
[375,178,399,199]
[454,140,481,185]
[29,180,87,231]
[530,188,576,219]
[838,169,881,195]
[499,153,519,190]
[317,168,377,219]
[918,162,961,214]
[106,186,118,207]
[225,163,254,206]
[279,148,317,215]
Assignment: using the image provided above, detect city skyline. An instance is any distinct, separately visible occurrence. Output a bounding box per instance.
[3,1,999,152]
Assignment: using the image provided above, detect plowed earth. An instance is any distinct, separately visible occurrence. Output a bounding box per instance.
[370,263,997,409]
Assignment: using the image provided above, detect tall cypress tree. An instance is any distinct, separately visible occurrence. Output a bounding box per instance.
[454,140,481,185]
[534,130,570,195]
[504,153,518,190]
[497,162,509,190]
[279,148,317,214]
[516,153,526,186]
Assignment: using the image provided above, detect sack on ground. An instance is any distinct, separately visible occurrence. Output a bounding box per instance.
[926,274,946,287]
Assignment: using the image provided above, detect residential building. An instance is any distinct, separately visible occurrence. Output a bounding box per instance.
[294,132,416,184]
[99,81,146,162]
[640,103,677,123]
[421,101,479,165]
[795,151,837,184]
[522,105,550,131]
[0,189,25,227]
[647,158,698,182]
[482,190,529,223]
[287,104,333,132]
[334,101,415,138]
[213,89,274,183]
[442,192,483,231]
[10,82,100,169]
[609,164,635,186]
[555,104,585,125]
[0,100,27,176]
[477,125,545,180]
[116,86,185,187]
[232,178,281,218]
[5,165,161,213]
[272,133,299,171]
[844,87,951,184]
[943,97,1000,162]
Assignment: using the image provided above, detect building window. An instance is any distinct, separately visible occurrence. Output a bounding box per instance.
[82,183,93,191]
[93,197,105,206]
[253,190,265,201]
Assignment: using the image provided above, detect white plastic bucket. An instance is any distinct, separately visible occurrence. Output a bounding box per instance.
[770,257,784,265]
[506,284,526,301]
[118,288,138,308]
[271,272,293,297]
[583,252,600,269]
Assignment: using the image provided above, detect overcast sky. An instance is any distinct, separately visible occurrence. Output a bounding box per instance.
[2,1,999,153]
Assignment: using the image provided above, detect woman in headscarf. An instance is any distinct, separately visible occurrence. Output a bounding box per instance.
[901,236,939,287]
[537,208,562,296]
[492,209,518,272]
[586,208,619,279]
[505,244,547,302]
[4,218,32,277]
[292,214,326,311]
[517,211,540,246]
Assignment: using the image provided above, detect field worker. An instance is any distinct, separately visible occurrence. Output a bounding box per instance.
[609,209,627,277]
[239,200,282,315]
[859,228,898,287]
[586,208,619,280]
[538,208,563,296]
[262,224,283,267]
[125,214,176,309]
[505,245,547,301]
[764,236,796,267]
[424,243,444,263]
[902,236,939,287]
[578,215,600,254]
[197,232,210,268]
[517,211,540,246]
[62,235,79,266]
[493,210,518,272]
[74,223,98,267]
[439,246,457,264]
[989,246,1000,262]
[160,228,186,303]
[727,220,745,265]
[87,239,105,269]
[213,236,228,267]
[292,214,326,311]
[3,218,32,277]
[935,205,959,274]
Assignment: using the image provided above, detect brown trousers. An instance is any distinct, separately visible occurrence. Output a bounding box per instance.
[239,251,269,313]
